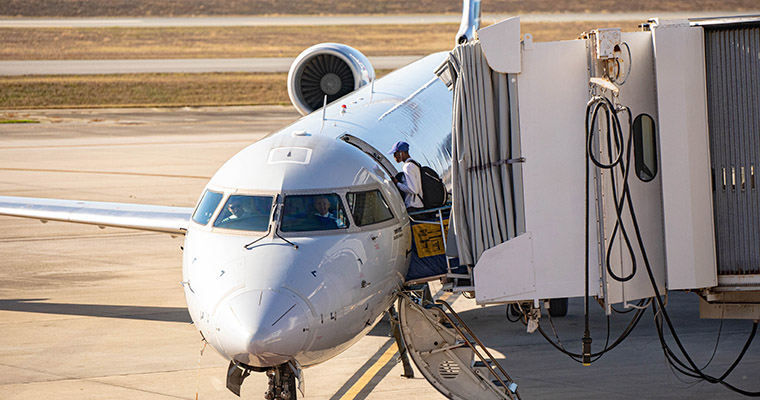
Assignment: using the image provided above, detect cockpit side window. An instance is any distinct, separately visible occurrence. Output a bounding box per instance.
[192,190,223,225]
[281,194,349,232]
[346,189,394,227]
[213,195,273,232]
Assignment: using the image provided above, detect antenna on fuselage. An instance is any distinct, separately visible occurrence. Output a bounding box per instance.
[455,0,482,44]
[319,94,328,133]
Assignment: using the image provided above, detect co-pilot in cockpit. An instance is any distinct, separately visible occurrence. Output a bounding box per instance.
[281,193,348,232]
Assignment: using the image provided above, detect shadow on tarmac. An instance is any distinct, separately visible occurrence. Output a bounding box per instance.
[0,298,192,323]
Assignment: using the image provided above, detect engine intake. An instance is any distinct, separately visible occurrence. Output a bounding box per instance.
[287,43,375,116]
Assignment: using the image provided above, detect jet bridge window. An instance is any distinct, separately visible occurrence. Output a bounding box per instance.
[346,189,394,226]
[191,190,223,225]
[633,113,658,182]
[281,193,349,232]
[213,195,273,232]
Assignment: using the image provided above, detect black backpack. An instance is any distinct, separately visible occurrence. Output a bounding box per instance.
[408,160,447,209]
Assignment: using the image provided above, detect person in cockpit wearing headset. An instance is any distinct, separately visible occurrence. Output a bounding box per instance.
[389,141,424,213]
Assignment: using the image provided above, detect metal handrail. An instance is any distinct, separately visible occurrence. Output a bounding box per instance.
[434,299,520,400]
[407,203,452,216]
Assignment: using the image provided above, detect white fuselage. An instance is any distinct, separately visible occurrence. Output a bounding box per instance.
[181,52,453,369]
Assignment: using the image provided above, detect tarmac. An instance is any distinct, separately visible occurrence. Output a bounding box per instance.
[1,106,759,399]
[0,56,424,76]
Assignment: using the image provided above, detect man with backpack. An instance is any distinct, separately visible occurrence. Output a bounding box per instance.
[388,141,425,212]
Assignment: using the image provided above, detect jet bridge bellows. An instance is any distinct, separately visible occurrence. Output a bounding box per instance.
[704,23,760,280]
[447,41,524,267]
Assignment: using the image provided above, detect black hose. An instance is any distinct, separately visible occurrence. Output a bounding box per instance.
[586,96,638,282]
[583,94,759,396]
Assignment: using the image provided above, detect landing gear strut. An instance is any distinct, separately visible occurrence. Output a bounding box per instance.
[264,364,297,400]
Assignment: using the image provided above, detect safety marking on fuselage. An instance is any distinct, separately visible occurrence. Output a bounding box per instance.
[330,338,397,400]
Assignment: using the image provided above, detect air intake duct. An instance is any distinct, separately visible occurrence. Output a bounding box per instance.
[287,43,375,116]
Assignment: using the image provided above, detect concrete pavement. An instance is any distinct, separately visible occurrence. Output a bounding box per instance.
[0,106,758,399]
[0,56,422,76]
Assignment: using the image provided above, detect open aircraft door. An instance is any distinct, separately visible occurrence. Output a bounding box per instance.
[339,133,399,179]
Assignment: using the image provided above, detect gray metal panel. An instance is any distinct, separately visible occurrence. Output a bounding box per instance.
[705,24,760,276]
[0,196,193,235]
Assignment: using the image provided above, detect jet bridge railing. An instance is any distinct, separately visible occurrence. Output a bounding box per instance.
[407,204,456,279]
[408,204,476,292]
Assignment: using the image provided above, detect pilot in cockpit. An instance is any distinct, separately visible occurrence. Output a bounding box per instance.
[220,199,251,224]
[281,194,348,231]
[313,195,345,228]
[313,196,336,221]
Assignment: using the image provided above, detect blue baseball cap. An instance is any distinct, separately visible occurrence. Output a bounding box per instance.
[388,141,409,154]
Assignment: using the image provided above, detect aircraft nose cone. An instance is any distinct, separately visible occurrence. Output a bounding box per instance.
[215,289,310,367]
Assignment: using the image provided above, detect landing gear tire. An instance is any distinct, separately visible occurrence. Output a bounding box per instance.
[264,364,297,400]
[548,297,568,317]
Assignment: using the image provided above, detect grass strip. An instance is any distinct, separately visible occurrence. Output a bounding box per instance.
[0,70,394,109]
[0,73,290,109]
[0,119,40,123]
[1,0,757,17]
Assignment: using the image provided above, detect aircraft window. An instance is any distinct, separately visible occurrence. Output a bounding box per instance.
[281,194,349,232]
[192,190,223,225]
[213,195,273,232]
[346,190,394,227]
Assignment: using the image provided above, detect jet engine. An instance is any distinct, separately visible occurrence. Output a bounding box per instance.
[287,43,375,116]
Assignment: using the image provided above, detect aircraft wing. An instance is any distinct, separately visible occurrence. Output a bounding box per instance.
[0,196,193,235]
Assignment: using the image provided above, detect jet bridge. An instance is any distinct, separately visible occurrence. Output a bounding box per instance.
[443,15,760,319]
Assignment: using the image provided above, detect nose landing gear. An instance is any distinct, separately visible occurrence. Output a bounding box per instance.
[264,364,297,400]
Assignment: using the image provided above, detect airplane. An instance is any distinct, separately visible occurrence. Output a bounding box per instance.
[0,2,485,399]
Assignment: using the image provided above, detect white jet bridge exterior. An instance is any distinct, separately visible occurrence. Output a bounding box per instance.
[442,15,760,319]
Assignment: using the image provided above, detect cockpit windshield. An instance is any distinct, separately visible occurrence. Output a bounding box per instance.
[192,190,223,225]
[213,195,273,232]
[280,193,349,232]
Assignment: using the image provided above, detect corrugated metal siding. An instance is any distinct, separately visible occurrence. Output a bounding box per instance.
[705,24,760,275]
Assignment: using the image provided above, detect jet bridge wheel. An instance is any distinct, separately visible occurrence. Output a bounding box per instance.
[548,298,568,317]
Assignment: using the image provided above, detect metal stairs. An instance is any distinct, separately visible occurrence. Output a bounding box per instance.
[441,265,475,294]
[396,291,520,400]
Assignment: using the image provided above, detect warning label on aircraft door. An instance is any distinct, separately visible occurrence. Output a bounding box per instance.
[411,219,449,258]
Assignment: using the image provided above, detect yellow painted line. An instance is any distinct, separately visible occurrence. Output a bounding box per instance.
[339,343,398,400]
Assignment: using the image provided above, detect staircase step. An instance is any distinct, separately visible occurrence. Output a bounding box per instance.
[492,379,519,394]
[472,360,494,368]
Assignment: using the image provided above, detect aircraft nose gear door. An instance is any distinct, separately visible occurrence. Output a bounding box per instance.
[397,292,521,400]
